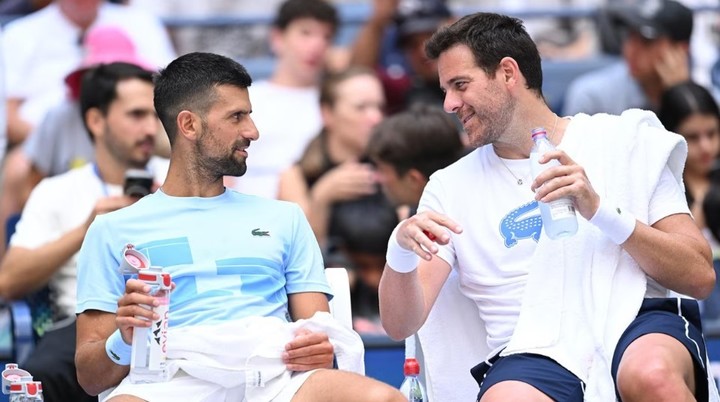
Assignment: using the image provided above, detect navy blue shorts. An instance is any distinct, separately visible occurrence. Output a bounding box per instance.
[611,297,709,402]
[471,353,585,401]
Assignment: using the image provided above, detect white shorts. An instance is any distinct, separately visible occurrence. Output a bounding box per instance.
[102,369,317,402]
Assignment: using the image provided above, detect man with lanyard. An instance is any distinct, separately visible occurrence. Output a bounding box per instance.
[0,61,165,402]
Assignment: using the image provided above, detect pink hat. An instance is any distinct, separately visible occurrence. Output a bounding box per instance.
[65,25,155,100]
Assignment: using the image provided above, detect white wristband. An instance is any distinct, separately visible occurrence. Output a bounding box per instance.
[589,201,636,245]
[105,329,132,366]
[386,222,420,273]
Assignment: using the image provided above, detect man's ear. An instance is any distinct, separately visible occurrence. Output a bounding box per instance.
[497,56,521,87]
[177,110,200,141]
[406,168,428,189]
[85,107,104,141]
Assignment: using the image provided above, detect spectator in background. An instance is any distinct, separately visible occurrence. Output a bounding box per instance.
[19,26,161,197]
[224,0,338,199]
[277,66,385,250]
[367,103,466,216]
[658,80,720,249]
[0,0,175,258]
[2,0,174,146]
[276,66,389,334]
[350,0,452,115]
[0,62,164,402]
[563,0,693,117]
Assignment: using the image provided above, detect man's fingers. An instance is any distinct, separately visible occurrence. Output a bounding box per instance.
[116,314,153,329]
[116,304,156,322]
[424,211,463,234]
[124,279,151,294]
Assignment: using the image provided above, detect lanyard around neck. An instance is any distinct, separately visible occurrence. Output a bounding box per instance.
[92,163,109,197]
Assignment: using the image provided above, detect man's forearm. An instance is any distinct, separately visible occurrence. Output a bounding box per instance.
[75,339,130,396]
[378,267,426,341]
[0,225,85,299]
[349,18,387,68]
[624,216,715,299]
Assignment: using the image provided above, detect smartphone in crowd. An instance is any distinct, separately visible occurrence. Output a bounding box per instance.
[123,169,154,198]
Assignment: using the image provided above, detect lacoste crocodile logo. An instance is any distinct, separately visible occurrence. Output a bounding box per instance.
[252,228,270,237]
[110,350,121,361]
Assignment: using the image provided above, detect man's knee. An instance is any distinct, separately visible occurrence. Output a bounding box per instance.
[617,357,681,396]
[616,339,695,401]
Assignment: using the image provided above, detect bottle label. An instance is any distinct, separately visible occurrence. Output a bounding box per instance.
[548,198,576,220]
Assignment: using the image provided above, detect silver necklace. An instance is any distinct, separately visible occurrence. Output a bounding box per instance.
[498,157,526,185]
[498,115,560,186]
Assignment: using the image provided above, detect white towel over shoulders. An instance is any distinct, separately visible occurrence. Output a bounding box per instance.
[502,109,718,401]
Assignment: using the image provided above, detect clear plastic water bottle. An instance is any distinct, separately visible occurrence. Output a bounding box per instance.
[129,266,171,384]
[529,127,578,239]
[400,357,427,402]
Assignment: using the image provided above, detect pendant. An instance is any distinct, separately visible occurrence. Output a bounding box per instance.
[517,179,523,185]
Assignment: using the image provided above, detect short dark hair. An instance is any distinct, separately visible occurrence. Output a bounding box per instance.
[80,62,154,142]
[153,52,253,144]
[658,81,720,133]
[273,0,338,33]
[367,103,465,179]
[425,12,544,96]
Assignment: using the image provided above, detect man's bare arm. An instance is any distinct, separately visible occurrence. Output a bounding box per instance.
[75,310,130,396]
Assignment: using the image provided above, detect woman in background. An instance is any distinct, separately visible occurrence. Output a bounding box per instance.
[277,66,391,333]
[277,65,385,248]
[658,80,720,244]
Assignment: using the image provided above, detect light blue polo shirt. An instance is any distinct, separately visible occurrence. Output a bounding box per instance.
[76,189,332,328]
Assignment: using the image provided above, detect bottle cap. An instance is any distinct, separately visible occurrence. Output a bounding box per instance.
[531,127,547,139]
[403,358,420,375]
[120,244,150,274]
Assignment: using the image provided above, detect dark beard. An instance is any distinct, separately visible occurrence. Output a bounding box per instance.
[196,149,248,178]
[219,157,247,177]
[195,138,248,178]
[196,120,250,177]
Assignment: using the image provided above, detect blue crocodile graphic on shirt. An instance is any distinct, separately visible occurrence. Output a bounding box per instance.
[500,201,542,248]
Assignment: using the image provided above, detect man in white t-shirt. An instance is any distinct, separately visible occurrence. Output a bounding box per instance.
[224,0,337,199]
[2,0,175,144]
[379,12,718,402]
[0,62,165,402]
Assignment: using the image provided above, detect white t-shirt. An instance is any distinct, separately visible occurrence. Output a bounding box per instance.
[10,159,168,319]
[226,80,322,198]
[419,119,689,354]
[2,2,176,126]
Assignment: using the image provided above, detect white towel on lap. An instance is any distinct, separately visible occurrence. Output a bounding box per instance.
[105,311,364,402]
